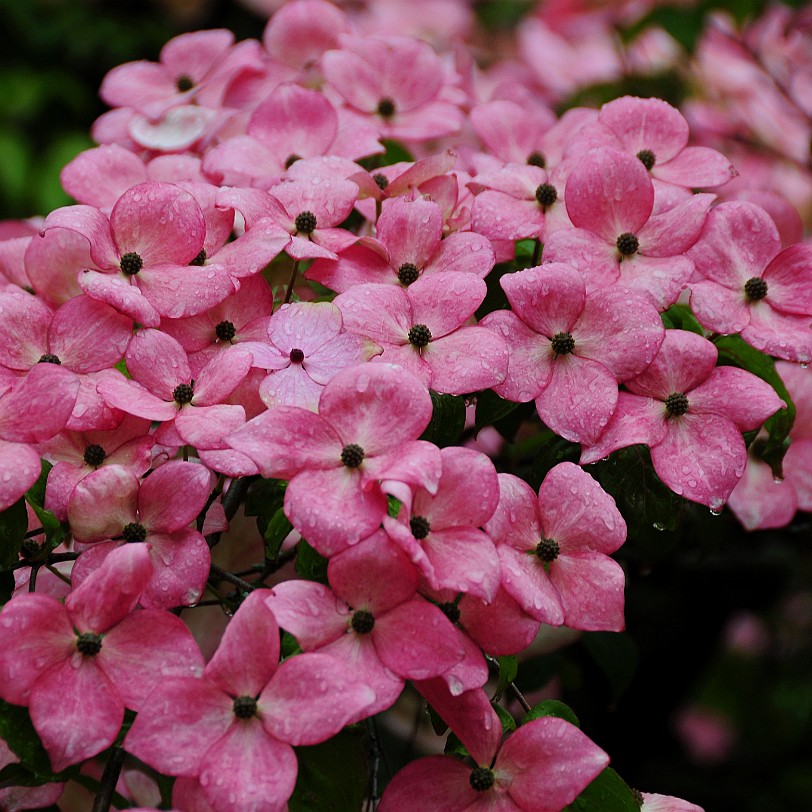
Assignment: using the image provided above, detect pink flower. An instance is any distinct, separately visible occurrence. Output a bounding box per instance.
[481,263,664,445]
[581,330,785,509]
[688,201,812,362]
[0,544,203,771]
[125,591,375,812]
[379,715,609,812]
[227,363,441,555]
[485,463,627,631]
[334,273,508,395]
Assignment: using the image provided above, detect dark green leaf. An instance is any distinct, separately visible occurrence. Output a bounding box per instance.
[444,731,468,758]
[295,539,329,584]
[244,478,287,537]
[531,434,582,489]
[24,460,51,510]
[0,571,14,605]
[492,703,516,735]
[566,767,639,812]
[714,334,795,478]
[264,508,293,561]
[0,498,27,570]
[281,630,302,659]
[583,632,639,705]
[289,730,367,811]
[522,699,580,728]
[419,392,466,448]
[475,389,521,432]
[495,655,518,698]
[661,303,704,334]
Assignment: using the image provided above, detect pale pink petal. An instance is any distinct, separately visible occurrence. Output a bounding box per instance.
[502,264,585,337]
[637,193,713,257]
[378,756,483,812]
[377,196,443,270]
[78,270,161,327]
[742,303,812,364]
[140,529,211,609]
[598,96,688,163]
[689,280,751,334]
[728,455,797,531]
[472,191,544,241]
[360,439,442,495]
[423,231,494,278]
[497,546,564,625]
[0,288,51,369]
[304,331,381,384]
[176,403,246,449]
[97,375,178,422]
[422,527,501,602]
[67,465,139,542]
[484,473,541,550]
[0,441,43,512]
[43,204,119,270]
[137,263,235,319]
[550,552,625,631]
[139,460,213,532]
[60,144,148,209]
[25,227,86,306]
[654,146,737,188]
[264,581,349,650]
[334,283,411,346]
[762,244,812,315]
[193,347,253,406]
[640,792,705,812]
[259,363,323,411]
[408,272,485,339]
[423,327,508,395]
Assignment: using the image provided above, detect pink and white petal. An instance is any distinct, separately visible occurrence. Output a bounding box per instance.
[480,310,553,402]
[259,363,324,412]
[43,205,119,270]
[535,355,618,446]
[285,467,387,556]
[459,587,542,657]
[203,136,281,185]
[689,366,784,430]
[689,280,751,334]
[198,721,296,812]
[304,331,381,385]
[565,147,654,241]
[640,792,705,812]
[67,465,139,543]
[110,183,204,266]
[422,527,501,602]
[652,413,746,508]
[542,228,619,288]
[502,264,585,337]
[140,529,211,609]
[496,717,609,812]
[97,375,178,422]
[0,594,73,705]
[484,473,541,550]
[0,441,43,512]
[139,460,213,532]
[264,581,350,651]
[25,227,86,306]
[261,652,376,745]
[329,530,418,614]
[415,680,502,767]
[550,552,625,631]
[318,363,432,455]
[741,304,812,364]
[408,273,486,339]
[637,193,714,257]
[137,264,235,319]
[29,658,124,772]
[654,146,737,188]
[374,343,432,386]
[496,546,564,625]
[598,97,688,162]
[333,283,411,346]
[66,543,153,632]
[728,455,797,531]
[373,599,465,680]
[286,234,339,261]
[378,756,483,812]
[78,270,161,328]
[124,677,233,777]
[267,301,342,356]
[60,144,148,209]
[212,219,290,278]
[205,591,279,697]
[193,347,253,406]
[176,404,246,450]
[361,439,442,496]
[423,231,494,278]
[0,288,51,370]
[762,244,812,315]
[305,244,393,292]
[423,327,508,395]
[99,608,204,709]
[783,439,812,512]
[126,328,190,398]
[198,447,259,478]
[227,406,342,479]
[617,253,694,310]
[472,191,544,242]
[376,196,443,271]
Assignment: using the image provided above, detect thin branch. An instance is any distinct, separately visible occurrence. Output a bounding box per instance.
[209,563,255,594]
[509,682,532,714]
[283,259,300,305]
[91,745,125,812]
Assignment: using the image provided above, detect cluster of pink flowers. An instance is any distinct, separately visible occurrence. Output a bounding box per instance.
[0,0,809,810]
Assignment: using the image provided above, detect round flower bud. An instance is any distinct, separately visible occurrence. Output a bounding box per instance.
[289,348,305,364]
[527,151,546,168]
[38,354,61,365]
[535,537,560,562]
[233,695,258,719]
[215,320,237,342]
[535,183,557,210]
[122,522,148,543]
[189,249,207,267]
[397,263,420,286]
[636,149,656,171]
[377,97,396,118]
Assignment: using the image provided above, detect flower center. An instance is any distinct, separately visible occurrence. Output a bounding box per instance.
[76,632,103,656]
[215,320,237,342]
[122,522,148,543]
[469,766,495,792]
[173,382,195,405]
[631,788,644,807]
[535,537,560,562]
[438,601,460,623]
[550,332,575,356]
[665,392,689,417]
[527,151,546,168]
[175,75,194,92]
[232,695,258,719]
[535,183,557,210]
[38,353,61,365]
[189,248,207,266]
[289,348,305,363]
[377,97,396,118]
[636,149,656,171]
[295,211,317,235]
[397,262,420,286]
[373,173,389,190]
[341,443,365,468]
[744,276,768,301]
[285,154,302,169]
[83,444,106,467]
[410,515,431,540]
[408,324,432,348]
[351,609,375,634]
[616,232,639,257]
[120,252,143,275]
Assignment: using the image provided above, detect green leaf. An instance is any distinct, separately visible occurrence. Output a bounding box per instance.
[281,630,302,659]
[264,508,293,561]
[387,495,401,518]
[419,392,466,448]
[531,433,582,489]
[495,655,518,698]
[492,703,516,735]
[714,334,795,478]
[0,571,14,605]
[582,632,639,705]
[244,478,287,537]
[522,699,580,728]
[295,539,329,585]
[661,303,704,334]
[25,461,67,551]
[475,389,521,432]
[289,730,367,811]
[444,731,468,758]
[565,767,639,812]
[0,498,26,570]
